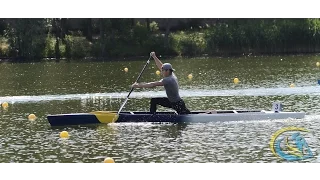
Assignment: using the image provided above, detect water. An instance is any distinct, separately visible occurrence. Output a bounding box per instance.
[1,54,320,163]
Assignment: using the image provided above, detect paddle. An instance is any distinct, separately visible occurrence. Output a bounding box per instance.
[117,55,152,114]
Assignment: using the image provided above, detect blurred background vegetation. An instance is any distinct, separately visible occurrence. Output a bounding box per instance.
[1,18,320,61]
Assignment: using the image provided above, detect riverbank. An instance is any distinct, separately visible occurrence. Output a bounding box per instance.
[2,51,296,62]
[1,51,320,63]
[2,19,320,62]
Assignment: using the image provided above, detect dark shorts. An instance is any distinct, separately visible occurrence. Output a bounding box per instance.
[150,97,191,114]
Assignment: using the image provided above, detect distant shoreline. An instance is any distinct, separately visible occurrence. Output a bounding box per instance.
[1,52,319,63]
[2,19,320,63]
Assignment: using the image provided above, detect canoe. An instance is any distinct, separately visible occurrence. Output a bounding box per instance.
[47,109,305,127]
[46,102,304,127]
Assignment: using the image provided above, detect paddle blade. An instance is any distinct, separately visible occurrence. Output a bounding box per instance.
[90,111,119,123]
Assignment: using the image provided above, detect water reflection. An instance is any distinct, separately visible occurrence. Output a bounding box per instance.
[159,123,188,139]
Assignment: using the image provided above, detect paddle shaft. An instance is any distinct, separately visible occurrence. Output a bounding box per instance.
[117,56,151,114]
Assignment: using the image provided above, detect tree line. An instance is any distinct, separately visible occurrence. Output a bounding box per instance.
[1,18,320,61]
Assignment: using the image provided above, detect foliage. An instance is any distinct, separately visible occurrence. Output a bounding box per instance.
[1,18,320,60]
[4,19,49,59]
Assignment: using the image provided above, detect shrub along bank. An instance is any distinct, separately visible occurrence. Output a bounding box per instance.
[0,18,320,60]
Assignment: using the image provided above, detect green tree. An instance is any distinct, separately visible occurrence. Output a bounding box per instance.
[5,18,49,60]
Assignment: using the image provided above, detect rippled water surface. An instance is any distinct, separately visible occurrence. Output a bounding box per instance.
[1,55,320,163]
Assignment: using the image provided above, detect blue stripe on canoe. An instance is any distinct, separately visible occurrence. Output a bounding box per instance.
[47,113,101,126]
[47,112,187,126]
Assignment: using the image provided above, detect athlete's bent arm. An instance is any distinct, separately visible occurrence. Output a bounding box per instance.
[150,52,163,71]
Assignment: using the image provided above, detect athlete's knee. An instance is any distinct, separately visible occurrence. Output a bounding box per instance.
[150,98,157,103]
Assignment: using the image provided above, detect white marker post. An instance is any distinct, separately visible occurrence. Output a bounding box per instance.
[272,102,283,113]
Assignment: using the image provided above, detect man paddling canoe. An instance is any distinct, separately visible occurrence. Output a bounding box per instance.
[132,52,191,115]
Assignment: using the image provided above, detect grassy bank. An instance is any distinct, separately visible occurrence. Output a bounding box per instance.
[0,18,320,59]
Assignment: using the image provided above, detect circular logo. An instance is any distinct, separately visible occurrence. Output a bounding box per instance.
[270,127,315,161]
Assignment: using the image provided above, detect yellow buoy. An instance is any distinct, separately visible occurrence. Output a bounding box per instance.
[156,70,160,75]
[104,157,115,163]
[124,67,128,72]
[1,102,9,109]
[188,74,193,79]
[60,131,69,138]
[234,78,239,84]
[290,83,295,88]
[28,114,37,121]
[317,62,320,67]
